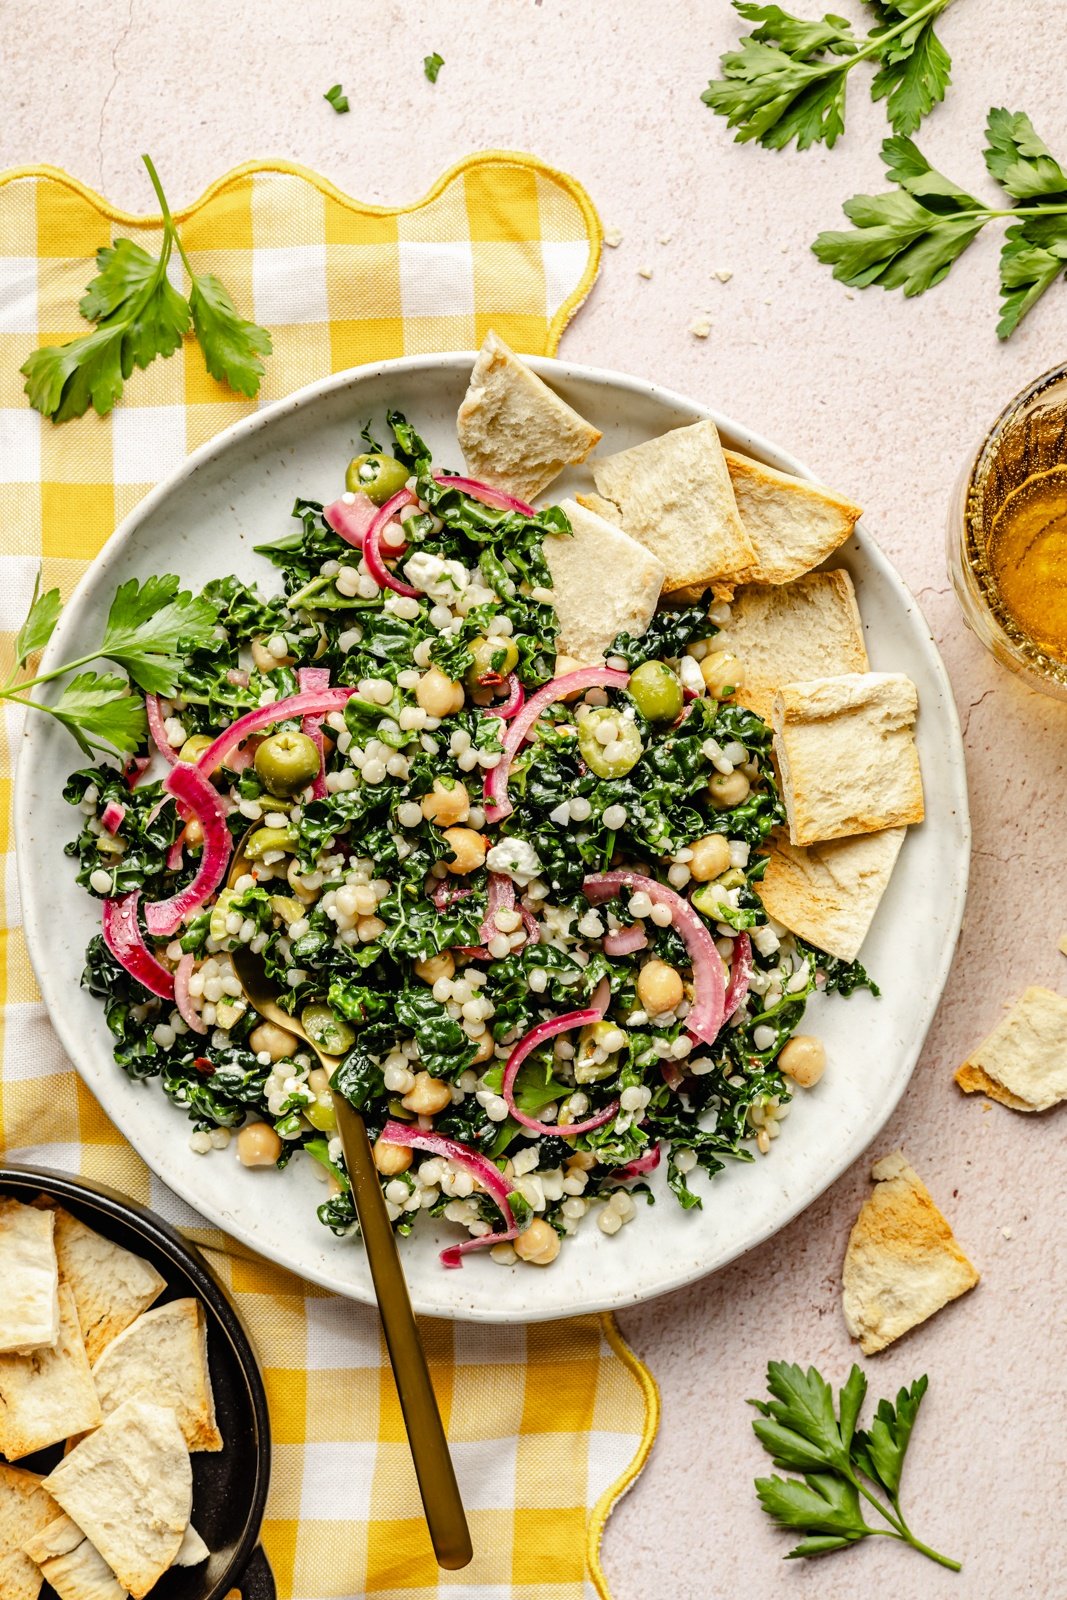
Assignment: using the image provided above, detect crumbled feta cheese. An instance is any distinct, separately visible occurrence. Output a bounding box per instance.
[688,314,712,339]
[714,268,733,283]
[403,552,469,601]
[604,225,623,248]
[485,838,542,886]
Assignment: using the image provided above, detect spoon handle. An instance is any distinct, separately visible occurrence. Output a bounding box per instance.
[332,1095,473,1571]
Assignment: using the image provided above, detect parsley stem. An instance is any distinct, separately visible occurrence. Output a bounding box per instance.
[850,1474,961,1571]
[799,0,957,82]
[15,652,123,692]
[850,0,956,66]
[142,153,197,286]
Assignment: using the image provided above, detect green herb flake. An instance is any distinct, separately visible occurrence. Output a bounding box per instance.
[324,83,350,113]
[423,52,444,83]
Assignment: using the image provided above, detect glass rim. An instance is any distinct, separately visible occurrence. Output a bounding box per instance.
[959,359,1067,694]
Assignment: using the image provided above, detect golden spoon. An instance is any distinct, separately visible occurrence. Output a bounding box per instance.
[226,832,473,1571]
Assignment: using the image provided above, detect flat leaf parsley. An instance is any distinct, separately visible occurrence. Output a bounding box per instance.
[813,107,1067,336]
[324,83,350,113]
[701,0,956,150]
[751,1361,960,1570]
[4,572,218,757]
[424,52,444,83]
[21,155,272,422]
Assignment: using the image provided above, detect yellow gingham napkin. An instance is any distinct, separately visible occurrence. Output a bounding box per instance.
[0,153,658,1599]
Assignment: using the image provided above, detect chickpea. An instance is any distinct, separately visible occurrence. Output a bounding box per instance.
[441,826,488,875]
[421,778,470,826]
[249,1021,299,1062]
[416,667,463,718]
[565,1149,597,1171]
[514,1218,561,1266]
[414,950,455,985]
[636,958,685,1015]
[449,681,467,713]
[308,1067,332,1094]
[401,1072,452,1115]
[183,816,204,850]
[700,650,744,699]
[236,1122,283,1167]
[373,1137,414,1175]
[285,859,318,904]
[470,1033,496,1065]
[708,770,751,809]
[778,1035,826,1088]
[688,833,732,881]
[251,637,294,672]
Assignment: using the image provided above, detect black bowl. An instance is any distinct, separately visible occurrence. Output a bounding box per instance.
[0,1163,274,1600]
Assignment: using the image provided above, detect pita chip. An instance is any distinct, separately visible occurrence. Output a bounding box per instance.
[0,1284,102,1459]
[772,672,924,845]
[715,571,868,723]
[456,331,601,502]
[42,1398,191,1600]
[592,420,756,594]
[173,1523,210,1566]
[724,449,861,585]
[843,1151,979,1354]
[0,1463,58,1600]
[757,827,906,964]
[46,1205,165,1365]
[955,986,1067,1112]
[543,499,665,665]
[91,1298,222,1452]
[35,1537,127,1600]
[0,1199,59,1356]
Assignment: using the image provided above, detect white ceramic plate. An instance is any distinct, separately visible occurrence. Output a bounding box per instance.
[15,355,970,1322]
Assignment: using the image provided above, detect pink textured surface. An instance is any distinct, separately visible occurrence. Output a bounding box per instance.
[2,2,1064,1594]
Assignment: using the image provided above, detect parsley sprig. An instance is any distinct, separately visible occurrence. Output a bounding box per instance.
[702,0,956,150]
[4,573,217,757]
[21,155,272,423]
[751,1362,960,1570]
[813,107,1067,336]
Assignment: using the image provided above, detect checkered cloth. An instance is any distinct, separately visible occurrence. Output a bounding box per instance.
[0,153,658,1599]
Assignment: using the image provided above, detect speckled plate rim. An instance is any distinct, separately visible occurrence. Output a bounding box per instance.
[14,353,971,1321]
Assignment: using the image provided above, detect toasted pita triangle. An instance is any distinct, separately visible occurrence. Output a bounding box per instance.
[843,1151,979,1354]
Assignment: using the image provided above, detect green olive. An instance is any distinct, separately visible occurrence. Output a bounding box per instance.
[690,869,746,919]
[301,1002,356,1057]
[305,1096,338,1133]
[574,1019,629,1084]
[576,707,643,779]
[270,893,307,924]
[627,660,683,723]
[464,634,520,689]
[244,825,298,859]
[178,733,213,763]
[254,730,321,796]
[345,453,411,506]
[209,888,236,945]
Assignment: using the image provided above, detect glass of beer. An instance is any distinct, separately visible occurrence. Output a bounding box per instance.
[948,362,1067,699]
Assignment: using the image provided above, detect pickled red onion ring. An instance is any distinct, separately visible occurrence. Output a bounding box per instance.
[144,763,231,937]
[102,892,174,1000]
[145,694,179,765]
[583,871,725,1047]
[297,667,331,800]
[173,951,207,1035]
[483,667,629,824]
[379,1121,518,1267]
